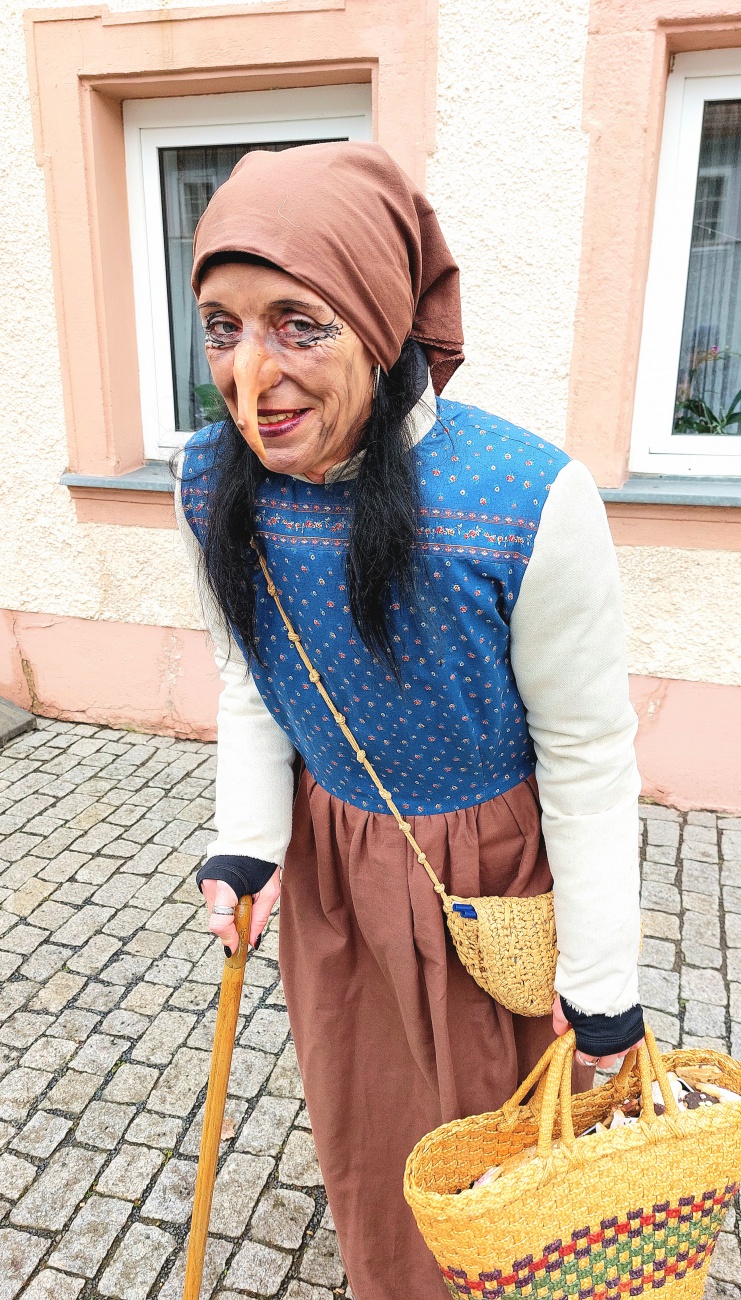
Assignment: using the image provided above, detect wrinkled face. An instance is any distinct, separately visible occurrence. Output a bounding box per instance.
[197,261,376,481]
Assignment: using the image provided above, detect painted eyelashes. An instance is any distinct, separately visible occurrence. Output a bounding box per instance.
[293,318,344,348]
[203,315,344,349]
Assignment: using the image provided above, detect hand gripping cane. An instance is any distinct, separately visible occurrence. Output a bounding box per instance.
[183,895,253,1300]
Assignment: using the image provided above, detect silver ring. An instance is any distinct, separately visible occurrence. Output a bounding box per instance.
[211,905,236,916]
[577,1052,598,1067]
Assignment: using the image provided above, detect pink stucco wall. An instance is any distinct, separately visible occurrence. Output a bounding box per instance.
[1,610,739,812]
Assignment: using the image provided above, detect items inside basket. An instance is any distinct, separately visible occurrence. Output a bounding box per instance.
[470,1065,741,1190]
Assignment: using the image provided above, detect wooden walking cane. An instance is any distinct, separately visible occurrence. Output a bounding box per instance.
[183,894,253,1300]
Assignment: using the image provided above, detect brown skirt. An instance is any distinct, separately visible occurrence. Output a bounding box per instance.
[279,771,590,1300]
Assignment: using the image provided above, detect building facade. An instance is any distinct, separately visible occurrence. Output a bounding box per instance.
[1,0,739,811]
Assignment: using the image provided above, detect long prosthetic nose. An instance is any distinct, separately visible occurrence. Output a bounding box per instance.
[233,342,281,460]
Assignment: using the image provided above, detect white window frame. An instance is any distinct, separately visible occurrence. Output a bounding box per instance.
[630,50,741,476]
[124,85,373,460]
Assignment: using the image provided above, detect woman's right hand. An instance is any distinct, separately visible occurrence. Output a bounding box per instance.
[201,867,281,956]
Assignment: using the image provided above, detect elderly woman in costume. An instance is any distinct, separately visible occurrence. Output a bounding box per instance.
[176,142,644,1300]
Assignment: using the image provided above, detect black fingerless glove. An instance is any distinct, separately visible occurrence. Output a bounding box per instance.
[560,998,645,1057]
[196,854,278,899]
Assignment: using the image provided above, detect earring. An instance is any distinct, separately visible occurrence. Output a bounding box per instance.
[373,365,381,398]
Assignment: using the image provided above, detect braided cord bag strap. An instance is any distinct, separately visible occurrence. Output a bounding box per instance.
[250,540,450,904]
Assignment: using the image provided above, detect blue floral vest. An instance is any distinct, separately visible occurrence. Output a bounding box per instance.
[181,398,569,816]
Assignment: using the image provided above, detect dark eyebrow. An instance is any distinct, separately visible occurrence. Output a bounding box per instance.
[271,297,328,315]
[197,296,330,315]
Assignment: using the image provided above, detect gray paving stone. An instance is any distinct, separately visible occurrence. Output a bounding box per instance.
[141,1156,197,1223]
[683,911,721,945]
[237,1096,301,1156]
[10,1146,104,1230]
[99,1010,149,1040]
[132,1010,196,1065]
[683,1001,727,1037]
[76,983,121,1013]
[681,940,722,969]
[210,1153,274,1237]
[681,838,719,863]
[103,1062,158,1104]
[75,1100,135,1149]
[683,890,719,915]
[0,1227,48,1299]
[226,1239,292,1294]
[46,1009,99,1042]
[146,1047,211,1116]
[251,1187,315,1249]
[98,954,152,986]
[640,882,680,913]
[145,902,196,934]
[0,1154,36,1200]
[168,981,216,1012]
[19,1036,76,1072]
[12,1111,71,1158]
[144,956,193,986]
[98,1221,176,1299]
[125,845,172,876]
[227,1048,274,1099]
[0,1069,52,1122]
[724,887,741,914]
[29,971,86,1014]
[53,906,113,947]
[126,1112,183,1150]
[283,1285,336,1300]
[711,1232,741,1282]
[242,1008,291,1054]
[20,1271,84,1300]
[42,1070,99,1115]
[96,1144,165,1200]
[47,1193,131,1277]
[638,967,679,1014]
[66,934,121,975]
[19,943,73,983]
[102,907,150,939]
[0,1014,53,1051]
[299,1228,345,1288]
[70,1033,127,1075]
[125,930,170,959]
[641,911,679,941]
[682,861,719,892]
[637,937,675,970]
[680,967,726,1004]
[122,982,172,1016]
[0,927,46,955]
[646,819,679,846]
[269,1043,305,1099]
[279,1131,323,1186]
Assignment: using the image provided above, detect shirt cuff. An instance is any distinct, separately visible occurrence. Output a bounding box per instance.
[196,854,278,899]
[560,998,645,1056]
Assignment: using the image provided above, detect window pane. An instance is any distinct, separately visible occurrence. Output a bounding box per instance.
[674,100,741,436]
[159,140,341,434]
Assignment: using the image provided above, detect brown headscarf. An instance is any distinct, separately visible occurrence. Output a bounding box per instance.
[191,142,464,393]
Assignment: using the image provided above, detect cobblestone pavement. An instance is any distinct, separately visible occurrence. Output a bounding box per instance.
[0,719,737,1298]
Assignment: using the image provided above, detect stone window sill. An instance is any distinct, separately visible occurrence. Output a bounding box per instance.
[61,462,175,528]
[599,475,741,508]
[599,476,741,549]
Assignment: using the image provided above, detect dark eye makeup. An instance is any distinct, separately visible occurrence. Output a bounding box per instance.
[201,311,344,350]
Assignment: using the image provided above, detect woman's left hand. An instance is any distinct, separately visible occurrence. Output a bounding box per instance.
[552,994,644,1070]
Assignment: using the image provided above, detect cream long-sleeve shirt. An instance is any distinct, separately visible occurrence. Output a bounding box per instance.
[176,389,641,1018]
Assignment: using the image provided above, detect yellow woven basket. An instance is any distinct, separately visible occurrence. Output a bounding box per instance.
[404,1027,741,1300]
[443,891,557,1017]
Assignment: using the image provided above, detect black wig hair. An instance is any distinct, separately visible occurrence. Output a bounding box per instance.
[196,338,428,678]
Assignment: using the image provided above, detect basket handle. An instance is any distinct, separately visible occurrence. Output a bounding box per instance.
[536,1025,680,1158]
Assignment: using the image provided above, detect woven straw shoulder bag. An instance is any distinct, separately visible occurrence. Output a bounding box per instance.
[404,1025,741,1300]
[252,542,557,1017]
